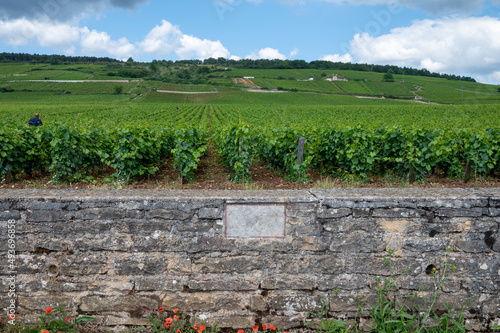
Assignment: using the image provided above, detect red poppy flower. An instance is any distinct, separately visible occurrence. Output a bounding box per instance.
[158,307,164,312]
[253,325,259,332]
[193,324,198,330]
[200,325,206,331]
[8,314,15,320]
[164,323,170,329]
[65,318,71,322]
[238,330,244,333]
[45,308,52,314]
[270,325,276,331]
[263,324,268,330]
[174,315,179,320]
[173,308,179,313]
[165,318,173,325]
[177,330,181,333]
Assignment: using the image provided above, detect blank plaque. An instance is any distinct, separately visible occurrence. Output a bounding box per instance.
[225,204,286,238]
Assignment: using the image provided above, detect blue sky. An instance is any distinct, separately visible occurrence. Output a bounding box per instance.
[0,0,499,83]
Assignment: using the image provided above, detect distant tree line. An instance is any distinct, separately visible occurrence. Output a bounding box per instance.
[200,57,476,83]
[0,53,121,64]
[0,52,475,82]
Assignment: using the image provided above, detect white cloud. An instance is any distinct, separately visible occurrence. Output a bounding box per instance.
[139,20,183,55]
[289,48,300,58]
[320,53,354,63]
[245,47,287,60]
[80,27,136,58]
[139,20,230,60]
[0,18,79,53]
[349,16,500,81]
[177,35,230,60]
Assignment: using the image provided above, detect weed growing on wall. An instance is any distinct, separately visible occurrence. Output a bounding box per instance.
[305,248,469,333]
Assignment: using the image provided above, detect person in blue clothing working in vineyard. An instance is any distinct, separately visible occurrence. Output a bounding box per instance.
[28,113,43,127]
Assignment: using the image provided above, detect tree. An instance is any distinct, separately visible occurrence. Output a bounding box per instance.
[383,72,394,82]
[149,61,159,73]
[114,86,123,94]
[197,66,210,74]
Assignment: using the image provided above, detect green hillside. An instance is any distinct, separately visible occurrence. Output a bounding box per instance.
[0,61,498,105]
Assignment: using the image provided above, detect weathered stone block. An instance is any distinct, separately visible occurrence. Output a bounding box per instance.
[328,293,379,312]
[353,208,371,217]
[274,254,342,275]
[194,256,271,274]
[329,232,386,253]
[26,210,69,222]
[268,293,322,312]
[372,208,431,218]
[261,277,315,290]
[317,275,369,291]
[403,237,448,252]
[250,294,268,312]
[453,238,492,253]
[146,209,192,220]
[134,276,186,291]
[113,255,167,275]
[188,275,260,291]
[464,279,500,293]
[197,313,256,329]
[198,207,222,219]
[0,210,21,221]
[182,236,235,253]
[346,256,422,276]
[161,292,245,311]
[437,208,483,218]
[292,236,328,251]
[317,207,352,219]
[81,295,158,312]
[75,207,125,220]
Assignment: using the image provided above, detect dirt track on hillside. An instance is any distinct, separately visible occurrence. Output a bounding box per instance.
[234,78,261,89]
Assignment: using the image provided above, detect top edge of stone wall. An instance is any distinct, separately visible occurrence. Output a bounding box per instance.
[0,188,500,202]
[310,187,500,200]
[0,189,316,203]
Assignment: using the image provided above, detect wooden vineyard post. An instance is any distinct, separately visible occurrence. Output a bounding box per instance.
[5,171,12,184]
[239,136,244,183]
[464,162,472,181]
[297,137,305,179]
[297,137,305,165]
[408,165,415,183]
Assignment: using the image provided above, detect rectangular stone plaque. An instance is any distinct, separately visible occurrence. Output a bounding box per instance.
[225,204,286,238]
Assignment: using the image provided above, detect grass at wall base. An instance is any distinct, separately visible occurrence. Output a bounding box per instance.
[3,249,500,333]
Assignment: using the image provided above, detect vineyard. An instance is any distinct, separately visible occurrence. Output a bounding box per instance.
[1,61,500,187]
[2,102,500,186]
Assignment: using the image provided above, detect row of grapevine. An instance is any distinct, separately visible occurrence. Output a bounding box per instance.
[213,124,500,182]
[0,122,206,183]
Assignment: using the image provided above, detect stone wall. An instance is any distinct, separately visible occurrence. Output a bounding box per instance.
[1,189,499,331]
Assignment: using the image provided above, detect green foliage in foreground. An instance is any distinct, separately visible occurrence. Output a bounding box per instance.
[2,121,500,184]
[0,123,206,184]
